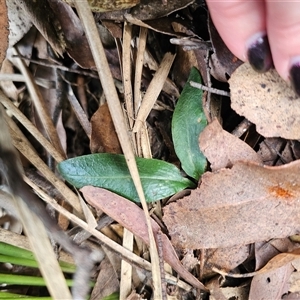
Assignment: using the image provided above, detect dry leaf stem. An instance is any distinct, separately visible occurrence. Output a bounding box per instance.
[73,1,163,297]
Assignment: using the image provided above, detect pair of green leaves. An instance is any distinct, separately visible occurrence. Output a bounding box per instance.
[58,68,207,202]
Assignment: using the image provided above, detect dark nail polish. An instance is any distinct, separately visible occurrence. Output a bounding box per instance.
[290,63,300,96]
[247,35,273,73]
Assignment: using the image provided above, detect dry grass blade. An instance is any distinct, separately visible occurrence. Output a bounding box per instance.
[6,116,82,214]
[69,2,163,297]
[120,229,134,299]
[12,196,72,299]
[27,178,193,292]
[134,27,148,115]
[12,47,66,158]
[133,52,175,133]
[67,85,92,138]
[0,90,65,163]
[0,107,71,299]
[122,21,134,129]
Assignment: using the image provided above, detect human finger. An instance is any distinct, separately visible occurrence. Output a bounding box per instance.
[206,0,273,72]
[266,1,300,94]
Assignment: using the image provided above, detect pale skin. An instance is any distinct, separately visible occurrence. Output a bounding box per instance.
[206,1,300,87]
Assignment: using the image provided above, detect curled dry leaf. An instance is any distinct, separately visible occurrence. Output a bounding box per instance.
[229,63,300,139]
[163,160,300,249]
[81,186,207,291]
[90,103,122,154]
[199,119,262,171]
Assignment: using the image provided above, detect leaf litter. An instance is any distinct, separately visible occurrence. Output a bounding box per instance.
[3,0,300,298]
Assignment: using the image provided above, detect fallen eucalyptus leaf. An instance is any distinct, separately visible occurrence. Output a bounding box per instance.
[199,119,262,171]
[163,160,300,249]
[229,63,300,139]
[58,153,194,202]
[172,67,207,180]
[249,263,294,300]
[81,186,207,290]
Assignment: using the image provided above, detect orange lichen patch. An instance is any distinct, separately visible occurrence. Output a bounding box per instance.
[268,186,294,199]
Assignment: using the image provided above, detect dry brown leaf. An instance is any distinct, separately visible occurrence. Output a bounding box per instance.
[48,0,94,68]
[229,63,300,139]
[163,160,300,249]
[204,245,249,274]
[81,186,207,291]
[207,276,249,300]
[90,256,120,300]
[199,119,262,171]
[249,263,294,300]
[90,103,122,154]
[17,0,66,56]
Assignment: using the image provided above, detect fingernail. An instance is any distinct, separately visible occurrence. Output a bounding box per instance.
[290,61,300,96]
[247,34,273,72]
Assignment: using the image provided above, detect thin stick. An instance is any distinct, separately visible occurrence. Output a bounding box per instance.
[190,81,230,97]
[73,1,163,298]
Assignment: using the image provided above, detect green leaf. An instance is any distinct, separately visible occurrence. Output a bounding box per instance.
[172,67,207,180]
[58,153,195,203]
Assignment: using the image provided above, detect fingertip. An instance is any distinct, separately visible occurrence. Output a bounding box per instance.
[246,33,273,73]
[289,58,300,96]
[207,0,266,63]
